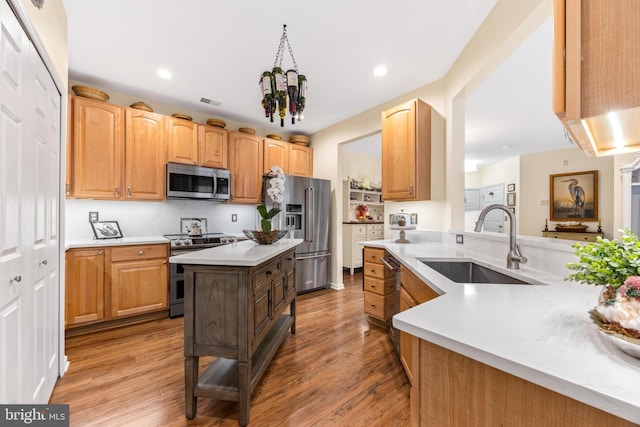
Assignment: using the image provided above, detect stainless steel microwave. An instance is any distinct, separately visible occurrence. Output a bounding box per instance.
[166,163,230,201]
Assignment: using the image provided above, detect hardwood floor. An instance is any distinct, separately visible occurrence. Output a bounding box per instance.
[50,271,410,426]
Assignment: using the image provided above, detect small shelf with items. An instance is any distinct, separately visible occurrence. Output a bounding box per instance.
[343,179,383,222]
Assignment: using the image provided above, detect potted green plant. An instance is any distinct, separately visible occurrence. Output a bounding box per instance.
[566,228,640,340]
[244,166,287,244]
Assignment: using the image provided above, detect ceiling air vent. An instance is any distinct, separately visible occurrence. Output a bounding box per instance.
[200,97,222,107]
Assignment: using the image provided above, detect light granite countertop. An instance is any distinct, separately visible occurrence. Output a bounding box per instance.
[65,236,169,250]
[362,238,640,424]
[169,238,302,267]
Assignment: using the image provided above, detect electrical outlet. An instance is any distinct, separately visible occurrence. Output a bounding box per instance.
[456,234,464,244]
[231,214,237,222]
[89,211,99,223]
[410,213,418,224]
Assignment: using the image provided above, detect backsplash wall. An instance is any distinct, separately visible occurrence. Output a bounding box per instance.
[65,199,258,241]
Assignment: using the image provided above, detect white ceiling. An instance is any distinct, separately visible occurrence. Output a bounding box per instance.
[62,1,568,168]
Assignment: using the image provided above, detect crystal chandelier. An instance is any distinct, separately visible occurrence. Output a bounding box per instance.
[259,25,307,127]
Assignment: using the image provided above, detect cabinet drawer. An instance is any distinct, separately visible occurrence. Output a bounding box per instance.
[111,244,168,261]
[364,291,399,321]
[367,224,384,231]
[364,276,396,296]
[367,230,384,240]
[352,225,367,237]
[253,259,281,290]
[363,247,385,265]
[281,250,296,272]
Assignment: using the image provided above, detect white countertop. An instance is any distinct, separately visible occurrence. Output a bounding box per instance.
[65,236,169,250]
[364,239,640,424]
[169,238,302,267]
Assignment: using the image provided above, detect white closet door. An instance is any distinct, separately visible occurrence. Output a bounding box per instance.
[0,0,60,404]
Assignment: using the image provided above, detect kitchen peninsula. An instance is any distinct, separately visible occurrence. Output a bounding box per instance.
[170,239,301,426]
[364,234,640,426]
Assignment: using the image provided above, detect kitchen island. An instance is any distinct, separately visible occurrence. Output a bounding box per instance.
[364,234,640,426]
[170,238,302,426]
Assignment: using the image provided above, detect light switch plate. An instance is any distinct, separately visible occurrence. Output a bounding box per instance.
[231,214,238,222]
[89,211,99,223]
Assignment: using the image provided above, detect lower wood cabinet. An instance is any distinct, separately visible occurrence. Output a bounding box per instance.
[412,340,636,427]
[399,267,439,384]
[110,245,168,318]
[65,243,169,330]
[363,246,398,324]
[65,248,105,327]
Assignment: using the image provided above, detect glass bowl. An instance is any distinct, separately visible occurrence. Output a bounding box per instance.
[243,229,288,245]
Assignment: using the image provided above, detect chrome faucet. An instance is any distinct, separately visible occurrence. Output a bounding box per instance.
[474,204,528,269]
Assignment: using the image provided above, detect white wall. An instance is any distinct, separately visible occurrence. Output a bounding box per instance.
[340,149,381,186]
[65,199,257,240]
[519,147,615,237]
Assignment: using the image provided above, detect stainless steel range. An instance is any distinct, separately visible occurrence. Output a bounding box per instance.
[165,218,237,317]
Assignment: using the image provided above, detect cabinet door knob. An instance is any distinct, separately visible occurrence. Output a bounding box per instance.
[10,275,22,284]
[139,251,144,255]
[127,187,132,197]
[266,271,272,276]
[39,259,48,266]
[98,250,104,255]
[115,186,120,197]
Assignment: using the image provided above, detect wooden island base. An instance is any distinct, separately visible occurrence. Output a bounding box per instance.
[183,248,297,426]
[413,339,638,427]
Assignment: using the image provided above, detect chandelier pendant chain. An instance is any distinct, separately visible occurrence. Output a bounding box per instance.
[272,25,299,73]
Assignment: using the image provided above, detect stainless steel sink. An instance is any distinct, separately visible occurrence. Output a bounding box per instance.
[419,259,532,284]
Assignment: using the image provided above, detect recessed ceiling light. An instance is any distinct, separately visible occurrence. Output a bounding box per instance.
[373,65,387,77]
[157,69,173,79]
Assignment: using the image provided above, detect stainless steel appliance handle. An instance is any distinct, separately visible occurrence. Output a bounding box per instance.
[380,257,397,271]
[305,187,314,242]
[295,253,330,261]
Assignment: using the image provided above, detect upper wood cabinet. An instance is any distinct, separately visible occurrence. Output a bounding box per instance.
[553,0,640,156]
[381,98,444,201]
[263,138,313,177]
[70,97,166,201]
[71,96,124,199]
[167,120,228,169]
[289,144,313,177]
[228,131,264,204]
[199,125,228,169]
[167,117,198,165]
[264,138,290,174]
[125,109,167,200]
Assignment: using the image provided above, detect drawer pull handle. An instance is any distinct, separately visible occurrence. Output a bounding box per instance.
[98,250,104,255]
[139,251,144,255]
[266,271,272,276]
[370,284,376,288]
[370,304,376,307]
[10,275,22,284]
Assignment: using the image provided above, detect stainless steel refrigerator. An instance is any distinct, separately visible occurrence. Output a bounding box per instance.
[266,175,331,293]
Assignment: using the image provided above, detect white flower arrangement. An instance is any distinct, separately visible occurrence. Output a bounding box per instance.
[257,166,286,233]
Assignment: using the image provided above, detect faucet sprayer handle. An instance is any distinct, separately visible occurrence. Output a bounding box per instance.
[514,244,528,264]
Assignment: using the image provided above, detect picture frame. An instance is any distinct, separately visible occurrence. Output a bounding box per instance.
[550,170,598,221]
[91,220,123,239]
[507,183,516,192]
[506,192,516,207]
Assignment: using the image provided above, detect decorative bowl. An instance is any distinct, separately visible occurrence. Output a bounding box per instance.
[597,329,640,358]
[71,85,109,101]
[206,118,226,128]
[239,127,256,135]
[289,135,310,146]
[590,308,640,359]
[172,113,193,121]
[555,224,588,232]
[130,101,153,112]
[243,229,288,245]
[266,134,282,140]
